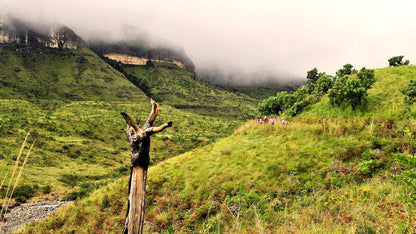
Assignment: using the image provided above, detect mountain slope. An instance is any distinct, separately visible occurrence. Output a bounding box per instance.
[0,23,256,205]
[89,41,260,120]
[121,64,259,120]
[19,66,416,233]
[0,46,147,102]
[0,46,247,203]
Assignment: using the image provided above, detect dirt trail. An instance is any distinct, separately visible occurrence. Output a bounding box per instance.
[0,200,73,234]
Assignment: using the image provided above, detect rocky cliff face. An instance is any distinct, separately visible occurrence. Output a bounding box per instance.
[0,17,85,49]
[0,17,194,71]
[88,41,195,72]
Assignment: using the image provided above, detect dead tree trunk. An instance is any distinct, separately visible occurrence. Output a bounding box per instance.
[121,99,172,234]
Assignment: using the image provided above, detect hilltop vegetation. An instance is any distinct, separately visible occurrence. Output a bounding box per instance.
[19,65,416,233]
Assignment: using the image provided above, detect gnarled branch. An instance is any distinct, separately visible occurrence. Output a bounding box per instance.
[121,99,172,234]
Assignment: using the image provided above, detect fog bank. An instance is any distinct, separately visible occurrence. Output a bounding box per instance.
[1,0,416,83]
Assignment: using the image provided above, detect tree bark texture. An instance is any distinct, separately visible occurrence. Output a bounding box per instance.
[121,99,172,234]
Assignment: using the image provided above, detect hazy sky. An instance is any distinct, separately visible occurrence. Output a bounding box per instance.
[1,0,416,82]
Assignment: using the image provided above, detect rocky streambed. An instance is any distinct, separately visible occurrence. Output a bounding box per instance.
[1,200,73,234]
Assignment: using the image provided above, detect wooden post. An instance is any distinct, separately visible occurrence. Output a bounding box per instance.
[121,99,172,234]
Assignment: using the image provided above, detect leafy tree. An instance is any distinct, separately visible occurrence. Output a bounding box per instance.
[287,100,309,117]
[258,94,287,115]
[314,73,333,96]
[328,76,347,107]
[388,56,405,67]
[329,67,375,110]
[292,86,309,101]
[400,80,416,104]
[258,96,279,115]
[285,86,310,116]
[356,67,375,89]
[258,87,309,116]
[279,91,297,110]
[306,68,321,93]
[344,78,368,110]
[336,64,356,77]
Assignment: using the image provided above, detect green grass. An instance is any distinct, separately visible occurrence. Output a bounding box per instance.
[0,45,258,202]
[0,99,246,200]
[0,46,147,102]
[122,64,259,120]
[18,65,416,233]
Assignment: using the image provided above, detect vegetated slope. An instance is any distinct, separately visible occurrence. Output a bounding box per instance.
[122,63,259,120]
[90,41,260,119]
[0,45,146,102]
[219,82,301,100]
[0,46,245,202]
[20,66,416,233]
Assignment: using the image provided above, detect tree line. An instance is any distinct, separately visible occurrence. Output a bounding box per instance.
[258,55,413,116]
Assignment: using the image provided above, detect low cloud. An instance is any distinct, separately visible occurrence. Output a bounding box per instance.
[1,0,416,83]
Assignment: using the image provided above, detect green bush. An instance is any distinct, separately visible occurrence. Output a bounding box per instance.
[328,76,347,107]
[388,55,405,67]
[357,160,380,175]
[101,196,110,209]
[400,80,416,105]
[13,184,39,202]
[328,68,375,110]
[314,73,333,96]
[336,63,357,77]
[42,185,52,194]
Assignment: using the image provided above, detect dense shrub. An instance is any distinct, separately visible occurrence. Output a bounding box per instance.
[336,63,357,77]
[258,88,309,117]
[313,73,333,96]
[328,67,375,110]
[306,67,321,92]
[13,184,39,202]
[400,80,416,105]
[388,55,405,67]
[42,185,52,194]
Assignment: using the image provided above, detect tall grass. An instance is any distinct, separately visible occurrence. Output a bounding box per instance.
[0,132,35,232]
[0,172,9,195]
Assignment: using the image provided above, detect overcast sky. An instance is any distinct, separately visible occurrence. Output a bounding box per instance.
[1,0,416,82]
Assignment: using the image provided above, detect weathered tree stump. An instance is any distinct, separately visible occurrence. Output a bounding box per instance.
[121,99,172,234]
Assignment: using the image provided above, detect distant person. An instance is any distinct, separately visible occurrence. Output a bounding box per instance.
[257,116,262,123]
[270,117,275,125]
[282,117,288,126]
[263,116,268,123]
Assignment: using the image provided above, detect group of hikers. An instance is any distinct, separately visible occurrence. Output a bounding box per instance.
[256,116,288,126]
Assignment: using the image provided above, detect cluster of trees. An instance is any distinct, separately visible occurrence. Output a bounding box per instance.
[258,55,414,116]
[258,64,376,116]
[257,86,309,117]
[388,55,410,67]
[327,66,375,110]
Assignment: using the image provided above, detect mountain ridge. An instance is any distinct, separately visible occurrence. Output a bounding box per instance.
[0,17,85,49]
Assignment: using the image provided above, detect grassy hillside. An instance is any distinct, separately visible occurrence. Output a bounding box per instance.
[122,63,259,120]
[0,99,244,201]
[0,46,250,203]
[19,66,416,233]
[0,46,146,102]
